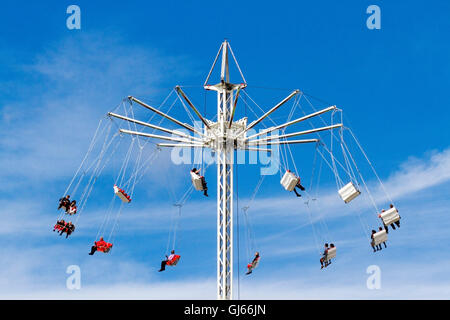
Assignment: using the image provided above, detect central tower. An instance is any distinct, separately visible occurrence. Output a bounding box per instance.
[203,41,246,300]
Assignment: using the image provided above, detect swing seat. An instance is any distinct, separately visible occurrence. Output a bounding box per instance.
[190,172,204,191]
[248,257,260,270]
[54,223,65,231]
[97,242,113,253]
[166,254,181,266]
[371,229,388,246]
[338,182,361,203]
[68,207,77,215]
[114,185,131,203]
[280,170,299,192]
[326,247,337,260]
[379,207,400,226]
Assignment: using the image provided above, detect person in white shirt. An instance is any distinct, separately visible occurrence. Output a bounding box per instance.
[159,250,176,272]
[191,168,208,197]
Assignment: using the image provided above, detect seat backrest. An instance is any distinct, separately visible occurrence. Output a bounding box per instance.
[380,207,400,225]
[191,172,204,190]
[327,247,337,259]
[338,182,361,203]
[280,171,298,191]
[372,229,388,245]
[168,255,181,266]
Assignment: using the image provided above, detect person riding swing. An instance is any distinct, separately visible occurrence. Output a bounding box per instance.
[58,195,71,212]
[89,237,113,255]
[320,243,329,269]
[246,252,260,275]
[191,168,208,197]
[158,250,180,272]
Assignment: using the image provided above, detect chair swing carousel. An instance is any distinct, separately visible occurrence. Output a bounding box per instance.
[55,41,402,300]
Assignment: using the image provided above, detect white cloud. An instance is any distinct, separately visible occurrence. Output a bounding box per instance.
[0,33,195,189]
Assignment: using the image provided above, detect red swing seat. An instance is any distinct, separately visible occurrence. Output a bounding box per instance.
[166,254,181,266]
[54,222,65,231]
[247,256,260,271]
[96,241,113,253]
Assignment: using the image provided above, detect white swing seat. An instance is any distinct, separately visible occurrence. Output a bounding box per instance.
[338,182,361,203]
[280,171,299,192]
[113,185,131,203]
[326,247,337,260]
[371,229,388,246]
[190,172,204,191]
[379,207,400,226]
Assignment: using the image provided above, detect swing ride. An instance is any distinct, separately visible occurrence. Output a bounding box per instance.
[55,40,401,300]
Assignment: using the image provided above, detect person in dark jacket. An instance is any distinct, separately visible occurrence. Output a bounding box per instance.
[320,243,329,269]
[371,229,382,252]
[246,252,260,275]
[191,168,208,197]
[291,172,306,197]
[58,195,71,212]
[379,227,387,248]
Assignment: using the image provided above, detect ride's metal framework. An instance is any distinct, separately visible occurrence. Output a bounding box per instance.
[110,40,342,300]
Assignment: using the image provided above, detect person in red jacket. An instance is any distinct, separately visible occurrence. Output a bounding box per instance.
[89,237,112,255]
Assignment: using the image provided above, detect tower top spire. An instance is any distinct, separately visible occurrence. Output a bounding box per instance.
[204,41,246,87]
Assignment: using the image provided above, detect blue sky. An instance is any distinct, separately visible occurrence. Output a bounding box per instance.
[1,0,450,299]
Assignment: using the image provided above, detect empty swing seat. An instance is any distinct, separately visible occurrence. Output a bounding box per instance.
[326,247,337,260]
[190,172,204,191]
[280,170,299,192]
[338,182,361,203]
[371,229,388,246]
[379,207,400,226]
[114,185,131,203]
[166,254,181,266]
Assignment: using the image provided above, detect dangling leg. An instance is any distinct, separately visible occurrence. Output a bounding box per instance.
[293,188,302,197]
[159,260,167,272]
[297,183,306,191]
[383,241,387,248]
[201,178,208,197]
[89,246,97,255]
[320,257,324,269]
[395,221,400,228]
